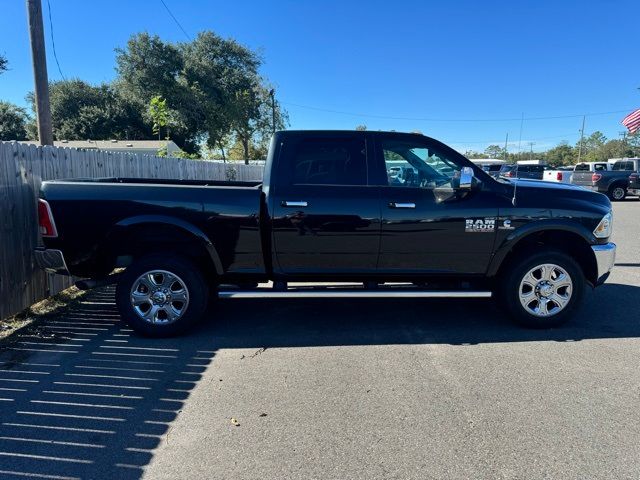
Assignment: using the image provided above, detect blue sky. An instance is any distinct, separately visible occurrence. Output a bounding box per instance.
[1,0,638,153]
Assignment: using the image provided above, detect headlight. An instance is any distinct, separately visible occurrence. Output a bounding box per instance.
[593,212,613,238]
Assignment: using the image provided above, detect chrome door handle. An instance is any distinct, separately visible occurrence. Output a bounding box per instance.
[282,201,308,207]
[389,202,416,209]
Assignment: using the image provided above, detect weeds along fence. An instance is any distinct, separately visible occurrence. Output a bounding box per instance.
[0,141,264,320]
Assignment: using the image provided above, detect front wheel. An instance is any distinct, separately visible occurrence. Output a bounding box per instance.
[498,251,585,328]
[116,253,209,337]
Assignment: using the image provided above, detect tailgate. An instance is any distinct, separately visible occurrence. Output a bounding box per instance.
[570,171,593,186]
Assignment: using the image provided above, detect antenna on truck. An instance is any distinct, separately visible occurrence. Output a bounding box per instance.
[511,163,518,206]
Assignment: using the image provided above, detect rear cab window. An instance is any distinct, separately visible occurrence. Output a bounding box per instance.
[280,135,369,186]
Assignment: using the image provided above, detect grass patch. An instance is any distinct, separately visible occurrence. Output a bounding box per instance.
[0,286,88,342]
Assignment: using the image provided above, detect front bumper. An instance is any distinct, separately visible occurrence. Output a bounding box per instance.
[34,248,70,275]
[591,243,616,285]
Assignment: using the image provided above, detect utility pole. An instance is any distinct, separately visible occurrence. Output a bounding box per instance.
[26,0,53,145]
[269,89,276,135]
[503,133,509,162]
[528,142,535,160]
[577,115,586,163]
[619,131,629,158]
[517,112,524,161]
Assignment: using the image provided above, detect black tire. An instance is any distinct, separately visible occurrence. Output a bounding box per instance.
[498,250,585,328]
[608,184,626,201]
[116,253,209,337]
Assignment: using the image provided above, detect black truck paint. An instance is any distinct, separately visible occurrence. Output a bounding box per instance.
[35,130,617,335]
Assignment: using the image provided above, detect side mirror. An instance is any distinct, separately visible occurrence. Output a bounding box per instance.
[459,166,474,190]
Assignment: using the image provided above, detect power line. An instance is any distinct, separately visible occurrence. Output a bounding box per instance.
[45,0,65,80]
[450,132,580,146]
[159,0,191,40]
[281,101,635,123]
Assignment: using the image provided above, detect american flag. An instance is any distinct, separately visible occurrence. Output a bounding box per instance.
[622,108,640,134]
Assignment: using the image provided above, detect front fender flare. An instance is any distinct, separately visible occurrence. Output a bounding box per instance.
[487,220,596,277]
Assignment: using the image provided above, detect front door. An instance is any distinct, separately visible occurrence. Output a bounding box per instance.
[376,135,503,275]
[270,133,380,275]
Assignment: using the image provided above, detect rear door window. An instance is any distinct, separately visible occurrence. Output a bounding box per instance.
[290,138,367,186]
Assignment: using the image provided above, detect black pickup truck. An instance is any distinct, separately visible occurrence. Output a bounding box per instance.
[35,130,616,336]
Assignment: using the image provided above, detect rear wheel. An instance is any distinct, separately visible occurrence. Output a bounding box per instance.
[608,184,626,201]
[498,250,584,328]
[116,253,209,337]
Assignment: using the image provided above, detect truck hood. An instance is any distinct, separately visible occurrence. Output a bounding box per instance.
[504,178,611,210]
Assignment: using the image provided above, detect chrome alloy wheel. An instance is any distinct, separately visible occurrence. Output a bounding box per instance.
[611,187,625,201]
[518,263,573,317]
[130,270,189,324]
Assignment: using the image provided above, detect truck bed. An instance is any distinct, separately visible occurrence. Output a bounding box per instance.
[40,178,266,278]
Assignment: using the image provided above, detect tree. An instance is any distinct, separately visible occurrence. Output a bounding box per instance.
[580,131,607,161]
[355,125,367,131]
[484,144,505,159]
[28,79,148,141]
[180,31,265,154]
[0,54,7,75]
[148,96,169,140]
[0,101,29,140]
[627,132,640,157]
[545,141,575,166]
[115,31,287,156]
[115,33,202,152]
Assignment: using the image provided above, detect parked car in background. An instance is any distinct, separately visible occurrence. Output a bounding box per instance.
[470,159,505,179]
[499,163,545,180]
[571,158,640,200]
[573,162,612,173]
[543,166,574,184]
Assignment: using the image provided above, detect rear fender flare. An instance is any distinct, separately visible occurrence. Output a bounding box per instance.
[108,215,223,275]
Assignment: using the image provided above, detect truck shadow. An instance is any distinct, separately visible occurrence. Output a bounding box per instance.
[0,286,217,480]
[0,282,637,478]
[211,282,640,348]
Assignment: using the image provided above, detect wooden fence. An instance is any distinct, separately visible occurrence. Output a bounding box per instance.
[0,141,264,320]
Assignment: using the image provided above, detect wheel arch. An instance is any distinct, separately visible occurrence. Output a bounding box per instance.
[98,215,223,276]
[488,223,598,286]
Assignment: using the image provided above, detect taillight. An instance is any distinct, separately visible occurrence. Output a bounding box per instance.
[507,170,515,177]
[592,173,602,183]
[556,172,563,181]
[37,199,58,238]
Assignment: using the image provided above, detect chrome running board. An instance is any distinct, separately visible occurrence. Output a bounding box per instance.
[218,290,492,299]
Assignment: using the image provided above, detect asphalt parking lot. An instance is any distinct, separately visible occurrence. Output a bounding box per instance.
[0,200,639,480]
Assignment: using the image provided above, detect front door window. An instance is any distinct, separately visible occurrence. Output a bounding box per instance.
[382,140,461,189]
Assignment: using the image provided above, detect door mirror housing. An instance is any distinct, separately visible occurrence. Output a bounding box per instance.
[459,166,475,190]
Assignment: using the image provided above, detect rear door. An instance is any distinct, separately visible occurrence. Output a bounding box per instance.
[269,133,381,275]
